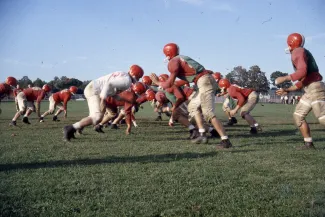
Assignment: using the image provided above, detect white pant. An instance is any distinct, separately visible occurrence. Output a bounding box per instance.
[17,92,34,112]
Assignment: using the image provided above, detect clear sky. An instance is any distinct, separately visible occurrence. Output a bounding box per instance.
[0,0,324,83]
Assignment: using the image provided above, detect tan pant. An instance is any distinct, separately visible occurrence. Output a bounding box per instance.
[187,91,201,120]
[240,91,259,115]
[196,74,218,122]
[48,95,63,114]
[294,81,325,127]
[172,102,189,120]
[84,81,103,123]
[16,92,35,113]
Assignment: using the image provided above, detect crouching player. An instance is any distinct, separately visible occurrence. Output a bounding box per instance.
[40,86,78,122]
[10,84,51,126]
[218,78,261,134]
[94,82,146,134]
[63,65,144,141]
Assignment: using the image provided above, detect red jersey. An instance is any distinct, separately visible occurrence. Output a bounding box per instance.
[227,85,253,107]
[23,87,46,103]
[290,47,322,89]
[13,88,23,97]
[161,55,208,89]
[52,89,72,110]
[0,83,11,99]
[106,89,137,125]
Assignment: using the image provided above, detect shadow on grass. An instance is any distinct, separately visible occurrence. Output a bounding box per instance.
[231,129,297,139]
[0,150,254,172]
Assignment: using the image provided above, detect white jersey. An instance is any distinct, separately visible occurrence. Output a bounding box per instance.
[93,71,132,99]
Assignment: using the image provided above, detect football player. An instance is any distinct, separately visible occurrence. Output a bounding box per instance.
[0,77,17,114]
[150,43,232,149]
[94,82,146,134]
[10,84,51,125]
[275,33,324,149]
[40,86,78,122]
[63,65,144,141]
[13,84,23,112]
[212,72,238,126]
[218,78,261,134]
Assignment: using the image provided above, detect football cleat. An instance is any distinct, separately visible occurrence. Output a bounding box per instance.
[9,120,17,126]
[250,127,258,134]
[155,116,162,121]
[39,117,44,123]
[216,139,233,149]
[63,125,76,141]
[191,135,208,144]
[22,117,31,124]
[296,142,316,150]
[94,125,105,133]
[110,124,119,130]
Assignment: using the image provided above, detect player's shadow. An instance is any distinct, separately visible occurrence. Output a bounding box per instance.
[231,129,297,139]
[0,150,254,172]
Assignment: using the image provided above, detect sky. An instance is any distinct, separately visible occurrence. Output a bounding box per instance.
[0,0,324,83]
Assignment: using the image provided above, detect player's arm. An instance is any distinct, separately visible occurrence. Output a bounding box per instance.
[229,91,245,114]
[276,82,301,96]
[35,92,45,117]
[63,99,68,118]
[172,86,186,110]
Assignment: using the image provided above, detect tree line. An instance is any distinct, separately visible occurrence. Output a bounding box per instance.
[15,65,297,94]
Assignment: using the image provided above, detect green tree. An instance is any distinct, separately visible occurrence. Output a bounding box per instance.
[225,65,270,93]
[18,76,33,88]
[32,78,46,88]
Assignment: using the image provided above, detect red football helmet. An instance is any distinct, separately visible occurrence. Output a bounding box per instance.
[212,72,221,81]
[145,89,155,101]
[129,65,144,81]
[131,82,146,95]
[286,33,305,53]
[218,78,231,90]
[142,76,152,86]
[69,86,78,94]
[163,43,179,61]
[6,76,17,86]
[155,91,167,103]
[42,84,51,92]
[158,74,169,82]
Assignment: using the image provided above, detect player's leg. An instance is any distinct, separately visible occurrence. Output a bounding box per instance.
[197,75,232,148]
[240,91,261,134]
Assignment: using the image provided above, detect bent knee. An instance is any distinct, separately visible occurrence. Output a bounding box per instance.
[293,112,305,127]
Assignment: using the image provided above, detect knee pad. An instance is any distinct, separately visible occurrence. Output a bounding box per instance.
[91,113,104,125]
[293,112,305,127]
[318,115,325,126]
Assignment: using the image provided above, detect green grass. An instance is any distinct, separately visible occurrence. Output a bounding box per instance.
[0,101,325,217]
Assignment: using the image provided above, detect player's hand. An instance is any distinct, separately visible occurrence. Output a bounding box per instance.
[230,109,237,117]
[275,76,289,85]
[150,73,159,85]
[168,118,174,127]
[276,88,288,96]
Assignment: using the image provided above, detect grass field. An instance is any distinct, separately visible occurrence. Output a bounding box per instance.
[0,101,325,217]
